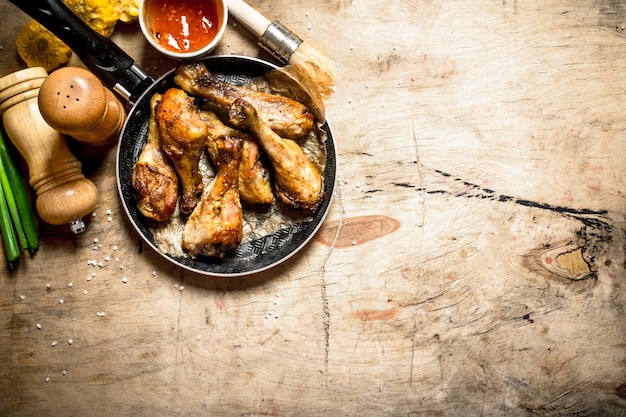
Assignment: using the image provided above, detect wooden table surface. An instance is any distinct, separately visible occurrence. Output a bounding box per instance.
[1,1,626,415]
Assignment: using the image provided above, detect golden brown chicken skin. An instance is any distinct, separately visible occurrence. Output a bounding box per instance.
[131,93,179,222]
[228,98,324,212]
[156,88,208,215]
[174,62,315,140]
[201,111,273,205]
[238,137,273,206]
[182,135,244,258]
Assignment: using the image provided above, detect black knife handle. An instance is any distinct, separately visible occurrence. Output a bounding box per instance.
[8,0,154,104]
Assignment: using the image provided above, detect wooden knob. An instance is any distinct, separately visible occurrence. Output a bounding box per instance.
[38,67,125,146]
[0,67,99,232]
[36,178,98,228]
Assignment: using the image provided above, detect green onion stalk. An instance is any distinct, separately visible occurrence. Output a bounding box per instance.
[0,124,38,267]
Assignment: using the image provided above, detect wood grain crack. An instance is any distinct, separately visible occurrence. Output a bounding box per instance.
[318,179,345,386]
[410,118,427,389]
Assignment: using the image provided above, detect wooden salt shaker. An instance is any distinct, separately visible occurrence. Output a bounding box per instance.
[0,67,98,233]
[38,67,126,146]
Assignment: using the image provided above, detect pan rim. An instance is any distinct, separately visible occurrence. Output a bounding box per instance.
[115,55,337,277]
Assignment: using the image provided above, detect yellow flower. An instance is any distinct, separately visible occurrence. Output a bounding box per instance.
[15,1,140,71]
[63,0,120,37]
[113,0,140,23]
[61,0,140,35]
[16,21,72,71]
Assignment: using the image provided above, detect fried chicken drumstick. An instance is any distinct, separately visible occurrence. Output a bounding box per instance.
[131,93,179,222]
[174,62,315,139]
[228,98,324,211]
[156,88,208,215]
[202,111,273,205]
[182,136,244,258]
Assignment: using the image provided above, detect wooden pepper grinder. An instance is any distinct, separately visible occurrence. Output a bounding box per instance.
[0,67,98,233]
[38,66,126,146]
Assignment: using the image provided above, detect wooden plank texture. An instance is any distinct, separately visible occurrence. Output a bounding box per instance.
[1,0,625,416]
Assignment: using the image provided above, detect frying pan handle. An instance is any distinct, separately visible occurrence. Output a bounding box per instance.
[8,0,154,104]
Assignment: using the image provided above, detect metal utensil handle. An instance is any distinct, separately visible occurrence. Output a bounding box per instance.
[226,0,302,63]
[8,0,154,104]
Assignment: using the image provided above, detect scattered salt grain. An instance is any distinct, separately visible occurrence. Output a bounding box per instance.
[62,370,66,375]
[348,98,353,103]
[122,277,128,283]
[45,377,50,382]
[68,282,73,288]
[197,335,202,341]
[98,262,103,267]
[46,283,51,289]
[352,240,357,245]
[307,24,313,30]
[265,310,280,319]
[83,290,88,295]
[179,285,184,291]
[152,271,157,277]
[112,245,118,251]
[107,217,112,222]
[19,295,25,300]
[52,341,57,347]
[96,311,106,317]
[68,339,73,345]
[36,323,42,329]
[106,209,112,215]
[104,256,110,262]
[350,45,355,50]
[120,265,124,270]
[92,212,97,218]
[94,238,99,244]
[59,299,64,304]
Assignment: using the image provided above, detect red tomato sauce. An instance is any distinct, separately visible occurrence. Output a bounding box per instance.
[146,0,220,53]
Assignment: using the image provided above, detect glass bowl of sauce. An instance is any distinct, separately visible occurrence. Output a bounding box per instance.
[139,0,228,59]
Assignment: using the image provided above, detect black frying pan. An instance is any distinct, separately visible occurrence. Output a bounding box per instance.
[9,0,337,276]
